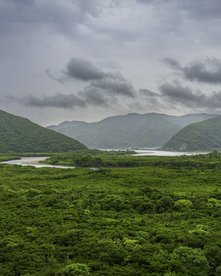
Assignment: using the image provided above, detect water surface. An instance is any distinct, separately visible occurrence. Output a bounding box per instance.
[2,157,75,169]
[133,149,209,156]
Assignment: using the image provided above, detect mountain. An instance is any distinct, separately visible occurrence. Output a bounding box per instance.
[48,113,217,149]
[162,116,221,151]
[0,110,86,152]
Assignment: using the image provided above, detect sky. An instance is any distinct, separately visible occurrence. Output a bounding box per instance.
[1,0,221,126]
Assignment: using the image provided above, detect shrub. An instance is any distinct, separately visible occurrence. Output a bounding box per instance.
[60,263,90,276]
[174,199,193,210]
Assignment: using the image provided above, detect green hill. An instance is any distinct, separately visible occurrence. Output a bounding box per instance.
[48,113,216,149]
[162,116,221,151]
[0,110,86,152]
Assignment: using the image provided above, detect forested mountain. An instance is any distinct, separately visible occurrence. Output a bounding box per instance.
[0,110,86,152]
[48,113,216,149]
[163,116,221,151]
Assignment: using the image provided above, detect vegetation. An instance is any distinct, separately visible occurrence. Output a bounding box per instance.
[48,113,216,149]
[1,153,221,274]
[0,110,86,153]
[44,150,221,169]
[0,154,17,162]
[163,116,221,151]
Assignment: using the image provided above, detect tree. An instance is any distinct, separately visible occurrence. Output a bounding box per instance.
[60,263,90,276]
[171,246,209,275]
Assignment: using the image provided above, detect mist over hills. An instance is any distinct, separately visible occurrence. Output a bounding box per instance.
[163,116,221,151]
[48,113,217,149]
[0,110,86,152]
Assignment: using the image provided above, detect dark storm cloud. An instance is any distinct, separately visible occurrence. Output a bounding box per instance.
[50,57,136,98]
[138,0,221,20]
[15,83,120,110]
[159,82,221,108]
[163,58,221,84]
[10,57,136,110]
[160,82,205,103]
[22,94,86,109]
[64,57,105,81]
[19,90,115,109]
[21,87,119,109]
[91,74,135,98]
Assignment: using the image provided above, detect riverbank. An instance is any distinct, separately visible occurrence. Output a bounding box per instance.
[2,157,75,169]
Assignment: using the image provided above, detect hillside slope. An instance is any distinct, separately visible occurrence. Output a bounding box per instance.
[162,116,221,151]
[48,113,216,149]
[0,110,86,152]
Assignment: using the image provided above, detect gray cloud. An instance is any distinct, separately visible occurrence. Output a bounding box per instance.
[49,57,136,98]
[21,88,118,109]
[64,57,105,81]
[79,87,110,107]
[160,82,205,104]
[45,69,65,84]
[163,58,182,70]
[91,73,135,98]
[22,94,86,109]
[164,58,221,84]
[10,57,136,110]
[128,88,167,113]
[12,84,119,110]
[2,0,221,124]
[159,81,221,109]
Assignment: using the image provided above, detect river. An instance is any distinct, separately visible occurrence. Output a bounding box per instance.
[132,149,209,156]
[1,157,74,169]
[1,150,209,168]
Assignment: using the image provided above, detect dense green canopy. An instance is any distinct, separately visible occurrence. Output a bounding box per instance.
[0,110,86,152]
[1,152,221,275]
[163,116,221,151]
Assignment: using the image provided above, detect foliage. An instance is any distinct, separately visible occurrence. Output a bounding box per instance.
[60,263,90,275]
[171,246,209,275]
[44,151,221,169]
[174,199,193,210]
[163,115,221,151]
[0,110,86,152]
[1,154,221,274]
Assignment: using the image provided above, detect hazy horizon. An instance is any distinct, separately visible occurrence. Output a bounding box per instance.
[1,0,221,125]
[1,108,220,127]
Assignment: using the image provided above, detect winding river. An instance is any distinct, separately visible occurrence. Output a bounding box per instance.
[1,150,209,169]
[132,149,209,156]
[1,157,75,169]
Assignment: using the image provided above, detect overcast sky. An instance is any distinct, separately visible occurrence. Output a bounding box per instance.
[1,0,221,126]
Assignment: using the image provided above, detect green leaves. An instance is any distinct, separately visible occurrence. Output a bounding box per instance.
[0,154,221,274]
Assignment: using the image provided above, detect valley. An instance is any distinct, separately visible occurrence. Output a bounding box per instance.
[1,152,221,275]
[0,109,221,275]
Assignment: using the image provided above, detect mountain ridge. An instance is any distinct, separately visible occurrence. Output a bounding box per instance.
[162,115,221,151]
[48,112,218,149]
[0,110,86,152]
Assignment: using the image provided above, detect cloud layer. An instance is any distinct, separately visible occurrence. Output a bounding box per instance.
[157,82,221,109]
[1,0,221,124]
[164,58,221,84]
[16,57,135,109]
